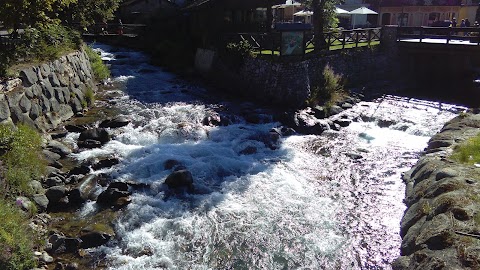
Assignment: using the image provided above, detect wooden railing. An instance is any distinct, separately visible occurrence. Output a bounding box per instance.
[0,34,20,50]
[324,28,382,49]
[224,27,382,58]
[69,23,147,37]
[397,26,480,45]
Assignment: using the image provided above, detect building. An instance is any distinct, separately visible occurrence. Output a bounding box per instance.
[377,0,479,26]
[184,0,284,46]
[119,0,179,23]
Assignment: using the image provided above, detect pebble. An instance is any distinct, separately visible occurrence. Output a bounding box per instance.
[40,251,54,263]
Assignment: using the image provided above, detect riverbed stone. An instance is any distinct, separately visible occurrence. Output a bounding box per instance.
[91,157,120,170]
[79,128,110,144]
[47,140,72,157]
[164,169,194,192]
[79,231,112,248]
[96,187,131,206]
[46,185,67,204]
[69,175,100,204]
[33,194,49,212]
[99,116,131,128]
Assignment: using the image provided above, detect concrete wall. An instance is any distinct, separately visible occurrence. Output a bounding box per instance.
[0,49,96,131]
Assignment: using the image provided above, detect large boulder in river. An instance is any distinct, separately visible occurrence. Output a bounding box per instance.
[78,128,110,148]
[99,116,130,128]
[96,182,131,207]
[164,170,194,192]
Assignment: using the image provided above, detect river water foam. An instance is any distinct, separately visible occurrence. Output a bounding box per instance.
[76,44,463,269]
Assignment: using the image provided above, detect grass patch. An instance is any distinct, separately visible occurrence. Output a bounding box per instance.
[85,45,110,80]
[451,133,480,165]
[0,124,46,196]
[0,199,37,270]
[254,41,380,56]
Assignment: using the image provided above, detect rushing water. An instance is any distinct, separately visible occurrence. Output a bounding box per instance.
[72,44,464,269]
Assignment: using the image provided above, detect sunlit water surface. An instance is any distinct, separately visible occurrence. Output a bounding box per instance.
[72,44,463,269]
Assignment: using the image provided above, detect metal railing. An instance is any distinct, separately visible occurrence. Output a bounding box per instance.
[397,26,480,45]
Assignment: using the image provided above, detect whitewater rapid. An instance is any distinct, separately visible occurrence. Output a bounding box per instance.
[72,44,463,269]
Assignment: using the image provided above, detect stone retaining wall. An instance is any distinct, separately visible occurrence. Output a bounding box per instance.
[198,38,399,108]
[393,111,480,269]
[0,49,96,131]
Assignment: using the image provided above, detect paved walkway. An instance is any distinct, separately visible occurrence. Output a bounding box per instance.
[399,38,479,45]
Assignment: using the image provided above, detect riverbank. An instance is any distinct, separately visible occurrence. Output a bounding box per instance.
[393,110,480,269]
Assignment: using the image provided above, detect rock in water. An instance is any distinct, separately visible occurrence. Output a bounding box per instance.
[99,116,131,128]
[164,170,194,192]
[78,128,110,144]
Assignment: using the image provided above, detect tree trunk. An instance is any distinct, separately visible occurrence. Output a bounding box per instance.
[267,1,273,32]
[312,0,328,51]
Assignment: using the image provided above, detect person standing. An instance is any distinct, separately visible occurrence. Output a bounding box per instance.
[118,19,123,35]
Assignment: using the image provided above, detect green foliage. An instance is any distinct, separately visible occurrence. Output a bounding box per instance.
[226,40,254,57]
[17,24,82,61]
[0,199,37,270]
[62,0,122,28]
[85,45,110,80]
[223,40,255,69]
[0,24,81,78]
[451,133,480,165]
[0,0,76,32]
[306,64,345,107]
[0,124,46,196]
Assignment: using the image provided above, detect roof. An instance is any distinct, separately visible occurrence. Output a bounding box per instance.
[184,0,285,10]
[122,0,177,7]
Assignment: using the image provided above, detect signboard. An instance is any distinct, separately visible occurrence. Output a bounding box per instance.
[281,31,305,56]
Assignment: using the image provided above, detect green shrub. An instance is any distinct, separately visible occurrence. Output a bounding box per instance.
[306,64,345,107]
[0,124,46,196]
[85,45,110,80]
[224,40,255,68]
[17,24,82,61]
[85,86,95,107]
[1,24,82,78]
[0,199,37,270]
[451,133,480,165]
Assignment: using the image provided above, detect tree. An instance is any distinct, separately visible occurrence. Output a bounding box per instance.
[60,0,122,28]
[300,0,341,51]
[0,0,76,33]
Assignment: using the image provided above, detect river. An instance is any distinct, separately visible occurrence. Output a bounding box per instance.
[70,44,464,269]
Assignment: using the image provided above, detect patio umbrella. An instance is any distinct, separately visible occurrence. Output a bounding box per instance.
[349,6,378,28]
[335,7,350,14]
[294,10,313,17]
